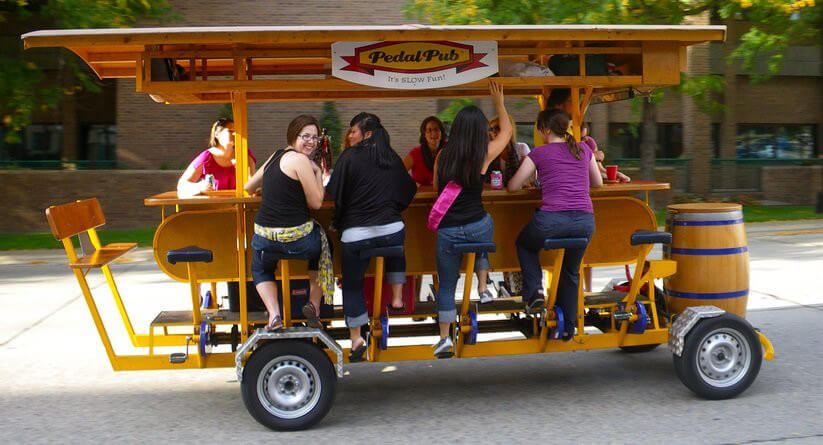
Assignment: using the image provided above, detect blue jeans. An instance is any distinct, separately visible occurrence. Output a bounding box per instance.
[341,229,407,328]
[516,210,594,333]
[250,227,322,285]
[435,213,493,323]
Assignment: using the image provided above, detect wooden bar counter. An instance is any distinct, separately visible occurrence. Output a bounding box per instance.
[145,182,668,283]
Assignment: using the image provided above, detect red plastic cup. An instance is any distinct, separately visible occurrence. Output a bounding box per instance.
[606,165,618,181]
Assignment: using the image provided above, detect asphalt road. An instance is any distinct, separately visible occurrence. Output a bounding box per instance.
[1,220,822,444]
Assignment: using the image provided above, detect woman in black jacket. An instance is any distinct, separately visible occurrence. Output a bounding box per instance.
[326,113,417,362]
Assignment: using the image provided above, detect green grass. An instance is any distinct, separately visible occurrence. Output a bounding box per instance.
[0,228,156,251]
[655,205,823,226]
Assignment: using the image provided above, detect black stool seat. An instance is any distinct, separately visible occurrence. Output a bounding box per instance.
[167,246,213,264]
[359,245,404,260]
[630,230,672,246]
[543,238,589,250]
[453,242,497,254]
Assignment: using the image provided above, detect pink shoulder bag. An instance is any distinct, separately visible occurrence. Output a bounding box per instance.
[427,181,462,232]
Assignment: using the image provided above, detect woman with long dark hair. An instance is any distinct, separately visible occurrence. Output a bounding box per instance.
[430,81,511,358]
[326,112,417,362]
[507,109,603,341]
[403,116,446,186]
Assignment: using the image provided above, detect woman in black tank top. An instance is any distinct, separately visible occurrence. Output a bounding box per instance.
[245,115,328,331]
[429,81,513,358]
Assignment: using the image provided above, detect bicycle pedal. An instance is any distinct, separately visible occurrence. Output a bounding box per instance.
[613,310,631,322]
[169,352,187,363]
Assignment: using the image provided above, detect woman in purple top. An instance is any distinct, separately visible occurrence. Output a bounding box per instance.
[507,109,603,340]
[177,118,257,197]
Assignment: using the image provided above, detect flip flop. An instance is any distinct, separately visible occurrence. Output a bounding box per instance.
[265,315,283,332]
[302,303,323,329]
[349,336,368,363]
[386,303,406,314]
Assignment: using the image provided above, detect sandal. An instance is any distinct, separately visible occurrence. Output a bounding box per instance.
[302,302,323,329]
[265,315,283,332]
[386,302,406,314]
[348,335,368,363]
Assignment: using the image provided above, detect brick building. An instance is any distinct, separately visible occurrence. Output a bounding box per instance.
[1,1,821,233]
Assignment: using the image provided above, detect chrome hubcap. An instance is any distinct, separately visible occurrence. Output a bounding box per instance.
[257,355,321,419]
[696,328,751,388]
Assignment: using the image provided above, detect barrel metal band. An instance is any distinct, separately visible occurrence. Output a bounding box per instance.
[667,289,748,299]
[672,219,743,226]
[670,211,743,222]
[670,246,748,255]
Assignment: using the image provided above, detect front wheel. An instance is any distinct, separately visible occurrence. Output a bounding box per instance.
[241,340,336,431]
[673,313,762,400]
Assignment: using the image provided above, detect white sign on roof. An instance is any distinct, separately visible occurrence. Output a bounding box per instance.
[332,41,498,90]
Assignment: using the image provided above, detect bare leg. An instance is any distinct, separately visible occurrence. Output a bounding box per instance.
[476,269,489,294]
[307,271,323,313]
[349,326,365,349]
[439,322,450,339]
[255,281,280,325]
[389,283,404,308]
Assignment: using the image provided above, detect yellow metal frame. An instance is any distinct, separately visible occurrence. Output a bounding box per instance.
[34,25,731,372]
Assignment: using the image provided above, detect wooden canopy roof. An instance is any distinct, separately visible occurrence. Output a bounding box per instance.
[22,25,726,104]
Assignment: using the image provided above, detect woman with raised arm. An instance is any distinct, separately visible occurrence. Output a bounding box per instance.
[507,109,603,341]
[177,118,256,197]
[326,113,417,362]
[429,81,511,358]
[244,115,333,331]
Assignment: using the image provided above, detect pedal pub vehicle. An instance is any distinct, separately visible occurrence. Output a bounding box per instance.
[25,24,775,431]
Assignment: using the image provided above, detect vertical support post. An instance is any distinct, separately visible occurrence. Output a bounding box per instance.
[231,76,250,339]
[281,260,292,327]
[570,87,582,142]
[187,263,202,326]
[456,252,476,357]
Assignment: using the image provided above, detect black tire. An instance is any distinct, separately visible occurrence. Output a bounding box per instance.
[619,343,661,353]
[672,313,762,400]
[241,340,336,431]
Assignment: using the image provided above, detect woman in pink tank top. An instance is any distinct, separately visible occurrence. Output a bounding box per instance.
[177,118,257,197]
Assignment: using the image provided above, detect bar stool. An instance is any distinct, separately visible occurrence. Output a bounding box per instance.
[166,245,213,364]
[538,237,589,351]
[452,242,496,357]
[358,245,405,359]
[275,251,322,328]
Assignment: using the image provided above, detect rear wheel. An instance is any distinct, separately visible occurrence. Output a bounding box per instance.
[673,313,762,400]
[241,340,336,431]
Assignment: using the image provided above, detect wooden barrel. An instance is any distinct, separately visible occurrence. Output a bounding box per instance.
[664,203,749,317]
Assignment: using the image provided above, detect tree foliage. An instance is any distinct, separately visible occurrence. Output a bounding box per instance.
[405,0,820,100]
[1,0,175,142]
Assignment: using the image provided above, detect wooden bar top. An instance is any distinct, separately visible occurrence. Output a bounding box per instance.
[144,181,669,207]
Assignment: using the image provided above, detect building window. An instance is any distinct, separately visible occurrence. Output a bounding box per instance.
[607,123,683,158]
[0,124,63,162]
[82,124,117,163]
[711,123,721,158]
[736,124,818,159]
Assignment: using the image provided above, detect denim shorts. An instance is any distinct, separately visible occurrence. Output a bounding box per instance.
[250,227,322,284]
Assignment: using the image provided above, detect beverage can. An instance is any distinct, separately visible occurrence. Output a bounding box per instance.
[490,170,503,190]
[205,174,215,189]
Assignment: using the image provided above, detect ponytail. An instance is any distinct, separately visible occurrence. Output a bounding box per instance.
[563,131,582,160]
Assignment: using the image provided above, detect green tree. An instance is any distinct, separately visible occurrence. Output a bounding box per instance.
[1,0,175,143]
[405,0,820,180]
